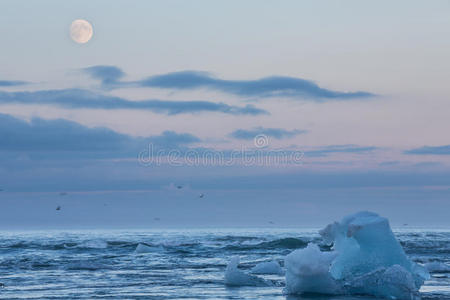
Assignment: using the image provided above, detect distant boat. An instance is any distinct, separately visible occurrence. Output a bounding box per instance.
[199,193,204,198]
[154,217,161,221]
[59,192,68,196]
[177,185,183,189]
[56,206,61,211]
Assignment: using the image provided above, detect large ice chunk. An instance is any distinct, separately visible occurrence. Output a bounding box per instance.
[285,211,429,299]
[348,264,422,299]
[285,243,341,295]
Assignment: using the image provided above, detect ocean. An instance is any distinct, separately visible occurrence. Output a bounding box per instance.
[0,228,448,299]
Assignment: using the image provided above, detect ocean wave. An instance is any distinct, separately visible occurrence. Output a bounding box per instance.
[2,240,110,251]
[224,237,308,251]
[0,230,448,299]
[0,257,58,271]
[425,262,450,273]
[160,240,202,248]
[214,235,261,242]
[401,240,450,255]
[65,260,112,271]
[63,240,108,249]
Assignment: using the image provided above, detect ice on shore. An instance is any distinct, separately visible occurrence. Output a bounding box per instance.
[225,256,272,286]
[251,260,284,275]
[285,211,429,300]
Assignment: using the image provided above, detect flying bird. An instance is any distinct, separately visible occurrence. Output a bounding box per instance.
[199,193,204,198]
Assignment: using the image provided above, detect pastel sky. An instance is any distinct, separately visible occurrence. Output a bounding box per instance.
[1,0,450,228]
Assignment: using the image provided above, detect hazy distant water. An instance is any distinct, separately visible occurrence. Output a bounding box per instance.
[0,228,448,299]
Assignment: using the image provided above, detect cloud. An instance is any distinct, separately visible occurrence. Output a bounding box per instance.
[83,65,125,85]
[0,113,200,154]
[0,113,132,152]
[147,131,200,148]
[230,127,306,140]
[405,145,450,155]
[0,88,268,115]
[140,71,374,99]
[305,145,378,157]
[83,66,374,100]
[0,80,28,87]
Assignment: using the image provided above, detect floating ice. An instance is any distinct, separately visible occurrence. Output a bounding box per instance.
[225,256,271,287]
[135,243,153,253]
[346,264,421,299]
[285,211,429,300]
[251,261,284,275]
[285,243,341,294]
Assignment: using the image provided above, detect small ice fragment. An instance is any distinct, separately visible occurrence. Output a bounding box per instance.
[251,260,284,275]
[225,256,271,287]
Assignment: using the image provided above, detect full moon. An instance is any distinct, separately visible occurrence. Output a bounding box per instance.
[70,19,93,44]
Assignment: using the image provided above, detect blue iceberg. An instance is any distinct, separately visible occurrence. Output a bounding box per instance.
[285,211,429,299]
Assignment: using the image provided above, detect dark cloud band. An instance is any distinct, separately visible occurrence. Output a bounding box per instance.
[84,65,375,100]
[0,80,28,87]
[405,145,450,155]
[0,89,268,115]
[0,113,200,154]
